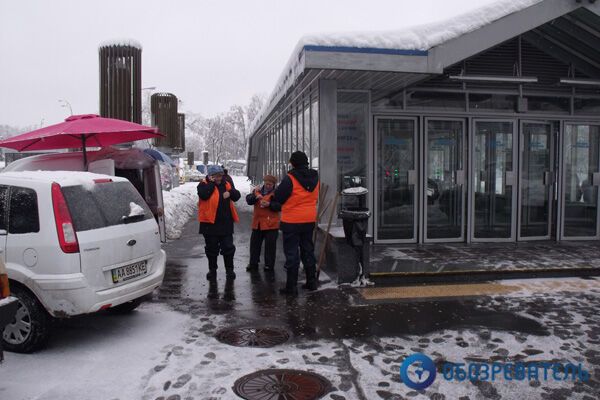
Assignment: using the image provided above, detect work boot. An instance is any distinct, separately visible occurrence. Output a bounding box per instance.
[223,278,235,301]
[224,254,236,280]
[206,257,218,281]
[207,280,219,299]
[302,265,318,291]
[279,266,298,296]
[246,263,258,272]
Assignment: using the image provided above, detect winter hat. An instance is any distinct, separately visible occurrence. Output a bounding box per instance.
[289,151,309,168]
[207,164,224,176]
[263,174,278,184]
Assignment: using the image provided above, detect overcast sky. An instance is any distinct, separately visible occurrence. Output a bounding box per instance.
[0,0,497,127]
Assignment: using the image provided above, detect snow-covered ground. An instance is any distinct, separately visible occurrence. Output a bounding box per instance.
[0,303,190,400]
[2,275,598,399]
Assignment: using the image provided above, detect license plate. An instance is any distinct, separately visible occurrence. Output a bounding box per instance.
[111,261,148,284]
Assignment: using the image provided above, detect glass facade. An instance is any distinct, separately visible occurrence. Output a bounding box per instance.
[426,120,465,240]
[247,24,600,248]
[472,121,515,239]
[337,91,369,192]
[249,88,319,181]
[563,124,600,238]
[520,122,553,238]
[376,118,417,241]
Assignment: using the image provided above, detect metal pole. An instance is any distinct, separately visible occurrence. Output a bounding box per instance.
[82,135,88,170]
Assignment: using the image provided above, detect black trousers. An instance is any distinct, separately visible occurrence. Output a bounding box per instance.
[249,229,278,267]
[203,234,236,268]
[282,229,316,269]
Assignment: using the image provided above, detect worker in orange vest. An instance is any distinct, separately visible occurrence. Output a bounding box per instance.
[245,174,280,272]
[271,151,319,296]
[197,165,241,281]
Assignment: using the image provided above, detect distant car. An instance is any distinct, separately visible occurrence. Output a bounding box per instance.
[0,259,18,362]
[0,171,166,353]
[185,169,203,182]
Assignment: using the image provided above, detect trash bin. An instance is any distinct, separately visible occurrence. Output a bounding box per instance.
[338,187,373,287]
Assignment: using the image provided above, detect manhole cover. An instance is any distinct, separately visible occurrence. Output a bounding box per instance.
[215,327,290,348]
[233,369,331,400]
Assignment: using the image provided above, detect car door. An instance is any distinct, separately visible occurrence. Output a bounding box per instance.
[142,164,166,242]
[0,185,8,261]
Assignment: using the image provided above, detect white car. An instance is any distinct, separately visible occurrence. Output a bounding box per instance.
[0,171,166,353]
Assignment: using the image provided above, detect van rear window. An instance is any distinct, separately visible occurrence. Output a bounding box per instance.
[61,181,153,232]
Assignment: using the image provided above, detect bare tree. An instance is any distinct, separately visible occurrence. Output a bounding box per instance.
[181,93,266,164]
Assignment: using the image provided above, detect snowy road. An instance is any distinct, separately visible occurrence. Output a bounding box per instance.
[1,186,599,399]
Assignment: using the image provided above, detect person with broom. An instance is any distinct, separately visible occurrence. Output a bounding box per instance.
[271,151,320,296]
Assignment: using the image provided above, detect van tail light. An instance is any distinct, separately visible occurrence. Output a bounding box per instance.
[51,183,79,254]
[0,273,9,298]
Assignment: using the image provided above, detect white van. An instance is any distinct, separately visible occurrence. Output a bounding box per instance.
[0,171,166,352]
[3,147,167,242]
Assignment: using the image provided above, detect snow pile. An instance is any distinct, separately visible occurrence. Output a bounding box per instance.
[128,202,145,217]
[232,175,255,213]
[162,183,198,240]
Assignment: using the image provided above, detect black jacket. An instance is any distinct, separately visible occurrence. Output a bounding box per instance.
[197,179,241,236]
[272,165,319,232]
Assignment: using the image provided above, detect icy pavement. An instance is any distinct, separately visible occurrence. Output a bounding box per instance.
[369,241,600,274]
[1,207,599,399]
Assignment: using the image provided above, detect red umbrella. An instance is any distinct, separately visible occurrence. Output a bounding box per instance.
[0,114,163,168]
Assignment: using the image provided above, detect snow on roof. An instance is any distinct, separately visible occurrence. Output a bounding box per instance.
[98,38,143,50]
[0,170,126,188]
[299,0,542,51]
[249,0,543,134]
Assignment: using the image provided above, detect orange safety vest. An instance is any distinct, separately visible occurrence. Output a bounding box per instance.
[251,189,280,230]
[198,181,240,224]
[281,174,319,224]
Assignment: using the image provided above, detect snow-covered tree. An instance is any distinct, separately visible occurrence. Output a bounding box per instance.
[182,93,265,164]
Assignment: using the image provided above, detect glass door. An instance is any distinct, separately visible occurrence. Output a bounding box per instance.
[518,121,554,240]
[424,119,465,242]
[375,117,418,242]
[560,124,600,240]
[471,120,517,241]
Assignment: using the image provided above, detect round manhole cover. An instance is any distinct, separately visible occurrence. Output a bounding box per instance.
[233,369,331,400]
[215,327,290,348]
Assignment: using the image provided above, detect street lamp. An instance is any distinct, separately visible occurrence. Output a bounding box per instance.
[58,99,73,115]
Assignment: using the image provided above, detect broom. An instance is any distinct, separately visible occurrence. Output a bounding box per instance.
[316,191,339,281]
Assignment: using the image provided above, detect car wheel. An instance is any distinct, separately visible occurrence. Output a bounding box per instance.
[2,286,50,353]
[107,297,144,314]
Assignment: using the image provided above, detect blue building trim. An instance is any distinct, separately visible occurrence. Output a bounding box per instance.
[303,45,428,56]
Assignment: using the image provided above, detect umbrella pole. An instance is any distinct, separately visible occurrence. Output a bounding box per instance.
[81,135,88,171]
